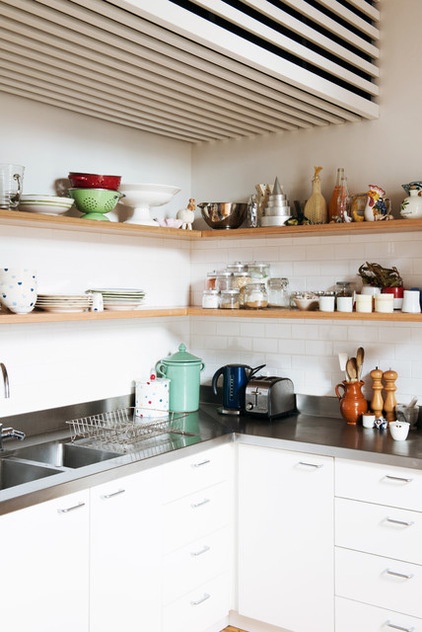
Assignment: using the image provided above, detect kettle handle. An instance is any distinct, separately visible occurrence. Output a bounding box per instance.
[212,367,224,396]
[155,362,166,377]
[335,383,345,401]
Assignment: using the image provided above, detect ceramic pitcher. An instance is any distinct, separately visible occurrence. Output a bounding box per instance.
[335,380,368,425]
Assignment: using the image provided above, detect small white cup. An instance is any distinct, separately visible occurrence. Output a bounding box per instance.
[362,413,376,429]
[355,293,373,313]
[0,267,37,314]
[336,296,353,312]
[374,294,394,313]
[319,295,335,312]
[389,421,410,441]
[402,289,421,313]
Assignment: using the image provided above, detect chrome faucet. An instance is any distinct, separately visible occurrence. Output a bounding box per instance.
[0,362,25,451]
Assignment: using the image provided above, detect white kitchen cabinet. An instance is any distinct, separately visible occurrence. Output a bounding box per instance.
[237,443,334,632]
[335,458,422,629]
[90,465,162,632]
[161,444,234,632]
[0,489,90,632]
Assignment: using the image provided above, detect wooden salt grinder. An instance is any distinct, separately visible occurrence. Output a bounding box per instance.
[383,369,398,422]
[370,367,384,418]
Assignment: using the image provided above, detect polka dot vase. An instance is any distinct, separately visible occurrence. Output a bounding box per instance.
[0,267,37,314]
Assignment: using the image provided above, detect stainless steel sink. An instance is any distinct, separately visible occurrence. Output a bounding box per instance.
[0,458,62,490]
[12,440,120,469]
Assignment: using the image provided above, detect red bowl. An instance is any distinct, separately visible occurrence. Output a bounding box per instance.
[68,172,121,190]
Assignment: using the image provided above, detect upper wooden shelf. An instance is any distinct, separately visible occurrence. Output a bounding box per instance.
[2,209,422,240]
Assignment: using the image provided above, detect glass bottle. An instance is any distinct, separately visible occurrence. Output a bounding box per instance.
[328,167,345,222]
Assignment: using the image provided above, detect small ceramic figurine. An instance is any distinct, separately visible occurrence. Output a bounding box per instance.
[400,182,422,219]
[177,198,196,229]
[364,184,390,221]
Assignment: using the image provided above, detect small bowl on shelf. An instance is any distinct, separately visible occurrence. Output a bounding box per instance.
[292,292,319,311]
[198,202,248,229]
[68,172,122,190]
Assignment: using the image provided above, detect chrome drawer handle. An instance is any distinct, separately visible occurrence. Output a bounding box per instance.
[191,459,211,468]
[101,489,126,499]
[190,545,210,557]
[385,569,414,580]
[57,501,86,514]
[385,517,414,527]
[386,621,415,632]
[191,498,210,508]
[384,475,413,484]
[191,593,210,606]
[298,461,324,469]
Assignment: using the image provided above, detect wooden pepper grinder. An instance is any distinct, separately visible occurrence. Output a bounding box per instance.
[370,367,384,418]
[383,369,398,422]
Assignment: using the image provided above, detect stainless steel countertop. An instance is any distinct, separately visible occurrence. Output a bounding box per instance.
[1,393,421,515]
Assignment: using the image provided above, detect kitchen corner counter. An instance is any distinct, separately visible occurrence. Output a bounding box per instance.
[2,394,422,515]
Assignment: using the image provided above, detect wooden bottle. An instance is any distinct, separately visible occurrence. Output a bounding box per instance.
[370,367,384,418]
[383,369,398,421]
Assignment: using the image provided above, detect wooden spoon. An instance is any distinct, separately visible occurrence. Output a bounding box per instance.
[346,357,358,382]
[356,346,365,381]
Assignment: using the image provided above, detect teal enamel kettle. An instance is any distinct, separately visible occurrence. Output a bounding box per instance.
[155,344,205,412]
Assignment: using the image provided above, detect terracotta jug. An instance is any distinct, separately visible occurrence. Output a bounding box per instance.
[335,380,368,425]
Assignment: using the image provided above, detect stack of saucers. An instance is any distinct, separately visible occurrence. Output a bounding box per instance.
[19,195,74,215]
[36,293,92,313]
[87,288,145,311]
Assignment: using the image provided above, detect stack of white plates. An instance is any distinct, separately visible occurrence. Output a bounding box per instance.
[36,294,91,313]
[19,195,74,215]
[87,288,146,311]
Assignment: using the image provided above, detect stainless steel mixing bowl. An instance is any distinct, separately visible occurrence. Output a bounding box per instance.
[199,202,248,229]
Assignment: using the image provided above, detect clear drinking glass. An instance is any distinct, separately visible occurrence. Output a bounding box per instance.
[0,164,25,209]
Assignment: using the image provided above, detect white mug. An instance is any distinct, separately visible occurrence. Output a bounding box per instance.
[402,289,421,313]
[319,295,335,312]
[0,267,37,314]
[374,294,394,313]
[355,294,372,313]
[336,296,353,312]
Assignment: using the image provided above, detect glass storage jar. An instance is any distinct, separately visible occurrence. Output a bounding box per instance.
[215,270,233,291]
[335,281,353,296]
[242,283,268,309]
[247,262,271,286]
[202,289,220,308]
[205,270,217,290]
[232,271,252,290]
[268,277,290,307]
[226,261,247,273]
[220,288,240,309]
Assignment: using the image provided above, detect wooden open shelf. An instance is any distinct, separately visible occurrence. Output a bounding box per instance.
[2,209,422,240]
[2,306,422,324]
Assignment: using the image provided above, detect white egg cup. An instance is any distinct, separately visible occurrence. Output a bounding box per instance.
[389,421,410,441]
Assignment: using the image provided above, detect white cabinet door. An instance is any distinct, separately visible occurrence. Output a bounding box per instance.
[237,444,334,632]
[90,466,162,632]
[0,490,90,632]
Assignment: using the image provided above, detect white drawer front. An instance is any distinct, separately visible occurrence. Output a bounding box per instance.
[162,444,231,503]
[162,527,231,605]
[336,596,422,632]
[336,548,422,618]
[335,498,422,564]
[335,459,422,511]
[162,572,230,632]
[163,481,230,553]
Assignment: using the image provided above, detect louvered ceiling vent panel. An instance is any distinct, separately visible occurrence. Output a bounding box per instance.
[0,0,379,144]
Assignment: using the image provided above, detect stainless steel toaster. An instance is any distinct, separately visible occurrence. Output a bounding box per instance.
[244,376,296,418]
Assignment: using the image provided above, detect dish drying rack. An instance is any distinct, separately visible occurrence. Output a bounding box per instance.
[66,407,189,453]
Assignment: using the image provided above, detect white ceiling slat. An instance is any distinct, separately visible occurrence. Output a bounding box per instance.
[315,0,379,38]
[346,0,380,21]
[239,0,379,61]
[189,0,379,81]
[0,0,380,143]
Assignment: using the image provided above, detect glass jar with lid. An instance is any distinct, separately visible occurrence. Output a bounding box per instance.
[215,270,233,292]
[205,270,217,290]
[335,281,353,297]
[246,262,271,285]
[226,261,247,273]
[241,283,268,309]
[268,277,290,307]
[232,270,252,290]
[202,289,220,308]
[220,288,240,309]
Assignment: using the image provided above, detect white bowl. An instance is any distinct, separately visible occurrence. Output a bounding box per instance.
[119,183,180,209]
[389,421,410,441]
[293,295,319,311]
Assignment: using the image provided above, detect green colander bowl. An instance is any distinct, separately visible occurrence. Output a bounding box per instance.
[68,188,124,220]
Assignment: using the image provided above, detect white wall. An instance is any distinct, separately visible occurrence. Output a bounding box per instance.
[189,0,422,407]
[2,0,422,416]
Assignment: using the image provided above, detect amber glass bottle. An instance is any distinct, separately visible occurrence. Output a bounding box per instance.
[328,167,345,221]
